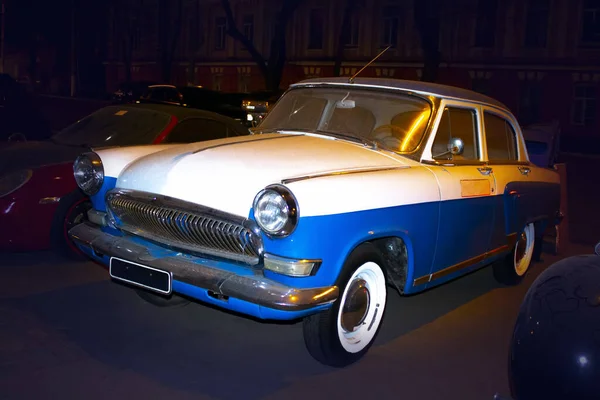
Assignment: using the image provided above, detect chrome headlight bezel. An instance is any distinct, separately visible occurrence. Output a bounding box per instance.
[252,184,299,237]
[73,152,104,196]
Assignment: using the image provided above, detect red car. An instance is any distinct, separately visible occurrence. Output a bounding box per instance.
[0,102,250,257]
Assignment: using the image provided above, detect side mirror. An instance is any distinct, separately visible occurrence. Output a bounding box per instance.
[8,132,26,142]
[448,137,464,155]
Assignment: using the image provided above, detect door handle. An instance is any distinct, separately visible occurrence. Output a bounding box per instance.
[518,166,531,175]
[477,166,492,175]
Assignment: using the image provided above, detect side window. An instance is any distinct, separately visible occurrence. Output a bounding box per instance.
[165,118,229,143]
[164,88,182,103]
[484,112,518,161]
[431,107,479,161]
[152,88,167,101]
[140,88,158,100]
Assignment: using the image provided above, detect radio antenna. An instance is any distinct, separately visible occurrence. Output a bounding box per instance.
[349,45,391,84]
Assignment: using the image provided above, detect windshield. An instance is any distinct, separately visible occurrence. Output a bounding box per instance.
[257,87,432,153]
[52,106,171,147]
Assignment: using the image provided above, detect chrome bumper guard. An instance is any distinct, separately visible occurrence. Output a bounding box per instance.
[69,223,339,311]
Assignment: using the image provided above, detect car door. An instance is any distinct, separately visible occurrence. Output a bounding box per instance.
[480,107,532,251]
[421,101,496,282]
[164,117,230,143]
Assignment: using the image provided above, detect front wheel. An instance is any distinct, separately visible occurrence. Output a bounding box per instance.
[51,189,93,260]
[303,243,388,367]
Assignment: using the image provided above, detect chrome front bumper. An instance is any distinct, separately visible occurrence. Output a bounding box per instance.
[69,223,339,311]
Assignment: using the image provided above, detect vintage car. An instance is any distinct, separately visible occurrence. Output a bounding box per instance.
[68,77,562,367]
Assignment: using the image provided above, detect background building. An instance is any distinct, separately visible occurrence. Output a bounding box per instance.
[104,0,600,140]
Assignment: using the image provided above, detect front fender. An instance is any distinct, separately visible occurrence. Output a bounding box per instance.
[258,201,439,290]
[258,166,441,290]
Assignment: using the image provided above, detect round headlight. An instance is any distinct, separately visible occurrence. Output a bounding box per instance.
[73,152,104,195]
[253,185,298,237]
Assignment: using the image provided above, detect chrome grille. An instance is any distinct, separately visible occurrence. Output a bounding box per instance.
[106,190,263,265]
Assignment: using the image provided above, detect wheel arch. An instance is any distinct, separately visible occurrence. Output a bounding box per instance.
[341,231,416,295]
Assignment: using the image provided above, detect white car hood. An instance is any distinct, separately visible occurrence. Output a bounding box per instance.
[115,133,409,217]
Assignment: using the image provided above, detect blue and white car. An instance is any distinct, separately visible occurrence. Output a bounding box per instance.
[69,77,562,367]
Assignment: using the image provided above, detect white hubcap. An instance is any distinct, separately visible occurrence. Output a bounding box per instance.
[336,261,387,353]
[514,223,535,276]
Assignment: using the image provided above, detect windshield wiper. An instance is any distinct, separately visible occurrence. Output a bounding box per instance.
[253,127,378,149]
[312,130,378,149]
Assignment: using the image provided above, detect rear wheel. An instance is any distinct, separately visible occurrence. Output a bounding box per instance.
[303,243,388,367]
[493,222,536,285]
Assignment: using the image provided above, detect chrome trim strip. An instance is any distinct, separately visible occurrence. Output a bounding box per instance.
[263,253,322,266]
[69,223,339,311]
[106,189,264,265]
[191,134,296,155]
[281,166,409,184]
[413,233,518,286]
[39,196,61,204]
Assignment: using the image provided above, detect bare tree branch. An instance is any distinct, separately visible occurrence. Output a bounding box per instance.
[117,0,140,82]
[414,0,441,82]
[168,0,183,72]
[220,0,268,77]
[334,0,358,77]
[220,0,301,91]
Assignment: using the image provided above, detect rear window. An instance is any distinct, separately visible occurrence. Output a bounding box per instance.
[52,106,171,147]
[525,140,548,156]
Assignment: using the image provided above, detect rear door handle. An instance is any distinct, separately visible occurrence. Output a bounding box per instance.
[518,166,531,175]
[477,166,492,175]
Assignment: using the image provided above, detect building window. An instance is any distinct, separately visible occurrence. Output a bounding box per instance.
[380,5,400,48]
[243,15,254,44]
[213,74,223,91]
[238,74,250,92]
[582,0,600,45]
[571,84,597,126]
[518,81,542,125]
[474,0,498,47]
[344,14,359,48]
[308,9,324,49]
[524,0,549,48]
[215,17,227,50]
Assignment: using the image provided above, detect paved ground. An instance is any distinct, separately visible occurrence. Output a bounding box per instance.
[2,98,599,399]
[0,240,592,400]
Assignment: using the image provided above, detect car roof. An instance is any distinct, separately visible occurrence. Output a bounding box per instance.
[107,102,250,136]
[104,102,238,121]
[291,77,508,110]
[148,84,177,89]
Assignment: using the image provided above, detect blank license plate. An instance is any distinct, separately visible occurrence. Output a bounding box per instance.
[109,257,172,295]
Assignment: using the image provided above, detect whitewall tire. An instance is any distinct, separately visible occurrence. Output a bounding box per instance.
[303,243,388,367]
[493,222,536,285]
